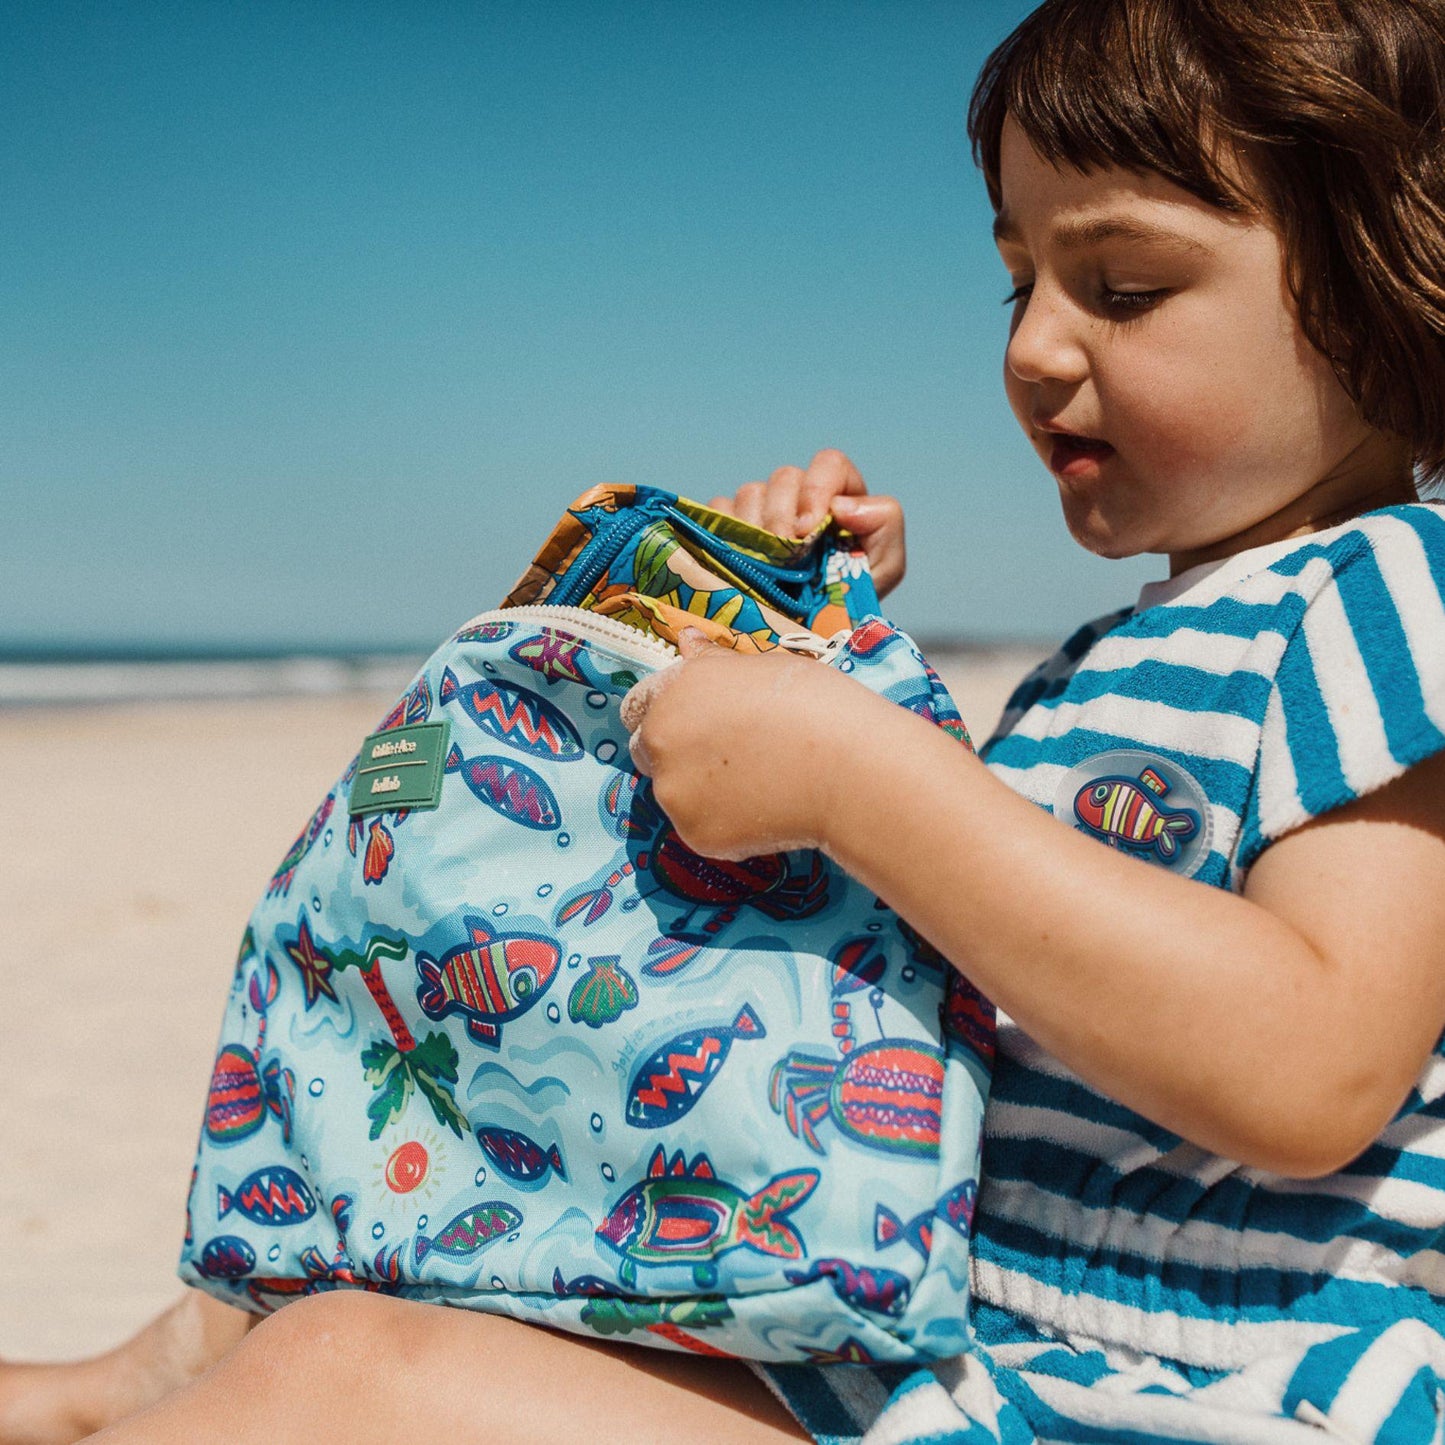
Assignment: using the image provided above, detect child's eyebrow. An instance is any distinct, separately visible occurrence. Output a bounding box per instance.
[993,210,1212,256]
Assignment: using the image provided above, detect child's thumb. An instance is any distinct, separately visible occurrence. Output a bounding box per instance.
[828,494,889,533]
[677,626,716,659]
[825,494,905,597]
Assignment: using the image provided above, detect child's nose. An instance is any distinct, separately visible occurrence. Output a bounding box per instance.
[1005,290,1089,388]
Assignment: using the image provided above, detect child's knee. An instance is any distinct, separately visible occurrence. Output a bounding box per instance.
[239,1291,407,1397]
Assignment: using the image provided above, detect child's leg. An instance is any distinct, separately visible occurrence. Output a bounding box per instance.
[0,1290,256,1445]
[85,1290,809,1443]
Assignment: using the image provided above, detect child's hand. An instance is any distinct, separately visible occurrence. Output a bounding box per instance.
[707,448,906,598]
[621,628,885,861]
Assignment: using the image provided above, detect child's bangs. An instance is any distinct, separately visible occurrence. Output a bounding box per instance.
[968,0,1249,216]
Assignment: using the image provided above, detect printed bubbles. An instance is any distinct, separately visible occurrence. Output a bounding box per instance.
[384,1140,430,1194]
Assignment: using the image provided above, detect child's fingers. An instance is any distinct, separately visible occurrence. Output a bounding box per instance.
[761,466,805,536]
[619,663,682,735]
[731,480,769,527]
[796,449,867,533]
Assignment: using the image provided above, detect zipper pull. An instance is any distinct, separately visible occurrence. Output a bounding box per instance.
[776,628,856,660]
[775,631,829,658]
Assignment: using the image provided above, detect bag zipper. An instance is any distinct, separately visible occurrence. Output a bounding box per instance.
[547,510,655,609]
[545,500,822,617]
[661,506,819,610]
[455,606,855,668]
[455,605,680,667]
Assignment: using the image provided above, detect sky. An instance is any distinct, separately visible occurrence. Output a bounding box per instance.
[1,0,1157,652]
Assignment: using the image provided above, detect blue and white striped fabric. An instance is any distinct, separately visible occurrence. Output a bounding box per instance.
[753,503,1445,1443]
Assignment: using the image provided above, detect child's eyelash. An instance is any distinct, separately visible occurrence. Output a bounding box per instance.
[1000,283,1169,314]
[1101,287,1167,313]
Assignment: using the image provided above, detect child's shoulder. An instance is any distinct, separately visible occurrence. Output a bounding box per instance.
[981,501,1445,876]
[1261,499,1445,592]
[997,500,1445,730]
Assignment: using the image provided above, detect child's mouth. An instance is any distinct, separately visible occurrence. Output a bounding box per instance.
[1047,433,1116,479]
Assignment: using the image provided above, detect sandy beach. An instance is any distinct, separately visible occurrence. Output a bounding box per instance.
[0,647,1041,1363]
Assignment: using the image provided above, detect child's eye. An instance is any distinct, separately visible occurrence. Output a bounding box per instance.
[1100,286,1168,315]
[1002,283,1033,307]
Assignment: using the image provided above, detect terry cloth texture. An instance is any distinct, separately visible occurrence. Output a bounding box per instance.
[753,503,1445,1442]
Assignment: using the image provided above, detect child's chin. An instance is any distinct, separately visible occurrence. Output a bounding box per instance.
[1059,496,1149,560]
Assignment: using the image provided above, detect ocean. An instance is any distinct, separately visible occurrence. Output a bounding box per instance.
[0,646,427,707]
[0,641,1047,733]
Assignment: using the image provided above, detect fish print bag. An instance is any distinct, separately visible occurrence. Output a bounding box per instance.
[178,485,994,1364]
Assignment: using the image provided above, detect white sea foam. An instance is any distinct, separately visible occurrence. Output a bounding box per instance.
[0,654,424,707]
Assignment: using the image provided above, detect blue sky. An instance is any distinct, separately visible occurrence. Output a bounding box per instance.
[2,0,1156,651]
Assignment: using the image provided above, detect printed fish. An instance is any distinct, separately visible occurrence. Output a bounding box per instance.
[600,769,660,841]
[197,1234,256,1280]
[874,1202,933,1260]
[415,920,561,1047]
[414,1201,522,1267]
[444,745,562,830]
[508,628,591,686]
[454,620,514,643]
[785,1257,912,1318]
[267,792,335,897]
[375,673,433,734]
[552,1267,613,1297]
[217,1166,318,1227]
[245,1243,371,1309]
[801,1337,880,1366]
[937,1178,978,1239]
[1072,767,1200,861]
[440,666,584,760]
[596,1147,819,1289]
[941,973,996,1066]
[625,1005,766,1128]
[476,1125,567,1183]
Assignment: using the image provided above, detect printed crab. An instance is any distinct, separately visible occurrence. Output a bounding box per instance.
[202,955,296,1148]
[554,770,832,973]
[768,938,945,1160]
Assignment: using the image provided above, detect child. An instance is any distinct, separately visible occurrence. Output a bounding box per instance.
[6,0,1445,1439]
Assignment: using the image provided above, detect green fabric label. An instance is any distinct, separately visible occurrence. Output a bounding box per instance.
[347,720,451,816]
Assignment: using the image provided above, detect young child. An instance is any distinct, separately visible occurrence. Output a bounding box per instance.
[6,0,1445,1440]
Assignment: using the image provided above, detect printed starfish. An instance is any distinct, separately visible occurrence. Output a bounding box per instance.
[283,916,339,1008]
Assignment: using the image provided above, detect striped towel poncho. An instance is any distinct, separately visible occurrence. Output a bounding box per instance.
[756,502,1445,1444]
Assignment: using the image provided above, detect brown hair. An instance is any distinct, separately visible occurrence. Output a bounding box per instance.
[968,0,1445,483]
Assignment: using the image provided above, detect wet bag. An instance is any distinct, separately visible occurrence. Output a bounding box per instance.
[178,485,994,1364]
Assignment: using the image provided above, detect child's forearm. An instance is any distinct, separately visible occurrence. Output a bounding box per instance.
[816,697,1393,1176]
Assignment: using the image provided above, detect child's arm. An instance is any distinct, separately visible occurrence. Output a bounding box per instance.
[627,632,1445,1180]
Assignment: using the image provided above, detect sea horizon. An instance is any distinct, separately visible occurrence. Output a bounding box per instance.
[0,633,1052,708]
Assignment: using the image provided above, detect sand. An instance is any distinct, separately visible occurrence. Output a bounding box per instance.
[0,648,1040,1362]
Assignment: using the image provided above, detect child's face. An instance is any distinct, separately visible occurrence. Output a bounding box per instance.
[994,118,1411,571]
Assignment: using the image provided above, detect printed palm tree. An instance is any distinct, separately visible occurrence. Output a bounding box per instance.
[580,1295,735,1356]
[330,936,469,1141]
